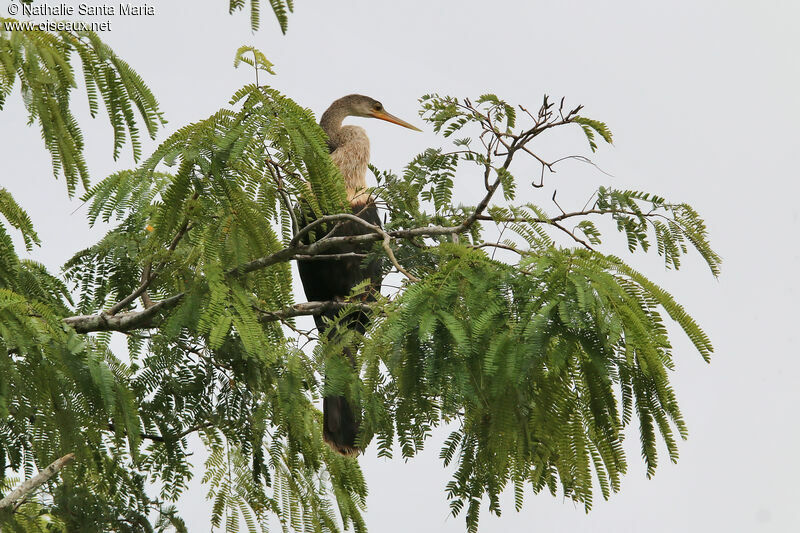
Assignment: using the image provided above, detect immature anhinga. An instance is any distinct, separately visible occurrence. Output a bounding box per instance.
[297,95,420,456]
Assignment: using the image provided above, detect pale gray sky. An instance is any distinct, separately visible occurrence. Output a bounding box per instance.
[2,1,799,531]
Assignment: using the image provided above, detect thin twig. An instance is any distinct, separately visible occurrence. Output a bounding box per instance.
[551,221,594,250]
[475,242,523,255]
[256,300,376,323]
[474,208,669,225]
[106,197,196,316]
[552,190,566,216]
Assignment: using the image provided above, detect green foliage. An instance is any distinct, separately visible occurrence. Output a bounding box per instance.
[574,116,613,152]
[0,482,67,532]
[0,29,719,533]
[0,19,164,195]
[54,82,361,530]
[229,0,295,34]
[359,243,712,530]
[0,189,40,251]
[593,187,721,276]
[361,93,716,530]
[234,46,276,76]
[404,149,460,214]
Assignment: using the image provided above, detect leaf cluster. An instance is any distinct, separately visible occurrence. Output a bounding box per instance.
[0,20,164,195]
[357,241,713,530]
[229,0,295,34]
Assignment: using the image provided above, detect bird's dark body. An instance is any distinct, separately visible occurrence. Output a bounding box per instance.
[296,203,383,335]
[296,94,418,456]
[296,203,382,455]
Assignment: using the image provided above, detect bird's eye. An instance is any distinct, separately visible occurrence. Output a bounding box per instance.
[374,103,383,111]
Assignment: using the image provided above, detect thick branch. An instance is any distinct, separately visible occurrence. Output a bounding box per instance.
[63,298,373,334]
[0,453,75,510]
[64,294,184,333]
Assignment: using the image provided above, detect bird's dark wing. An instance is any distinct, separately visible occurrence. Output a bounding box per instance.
[295,200,384,335]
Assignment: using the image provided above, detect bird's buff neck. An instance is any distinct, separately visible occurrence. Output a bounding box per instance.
[321,106,371,205]
[320,105,349,150]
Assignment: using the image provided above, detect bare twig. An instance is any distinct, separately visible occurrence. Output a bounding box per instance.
[474,207,668,225]
[550,154,614,177]
[552,190,566,216]
[551,221,593,250]
[475,242,523,255]
[381,233,419,282]
[519,145,554,173]
[492,222,509,260]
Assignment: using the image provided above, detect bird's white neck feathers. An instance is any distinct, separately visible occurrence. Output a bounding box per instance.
[329,125,371,206]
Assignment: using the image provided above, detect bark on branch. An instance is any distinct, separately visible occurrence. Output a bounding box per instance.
[63,294,184,333]
[0,453,75,510]
[62,298,375,334]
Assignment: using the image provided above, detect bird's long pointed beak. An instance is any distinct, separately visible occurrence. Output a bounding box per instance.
[371,110,422,131]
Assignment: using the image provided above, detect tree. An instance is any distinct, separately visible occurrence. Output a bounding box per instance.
[0,3,720,532]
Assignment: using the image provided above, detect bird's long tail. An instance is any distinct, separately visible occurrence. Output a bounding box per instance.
[323,395,360,456]
[323,346,360,456]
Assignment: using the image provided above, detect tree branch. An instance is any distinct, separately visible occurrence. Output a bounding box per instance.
[550,221,594,250]
[106,272,157,316]
[60,95,614,335]
[63,298,375,334]
[474,242,523,255]
[64,294,184,333]
[0,453,75,510]
[474,208,669,225]
[257,300,375,323]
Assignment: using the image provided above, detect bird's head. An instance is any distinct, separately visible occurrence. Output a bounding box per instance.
[336,94,422,131]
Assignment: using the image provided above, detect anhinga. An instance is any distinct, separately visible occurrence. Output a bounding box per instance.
[297,95,420,456]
